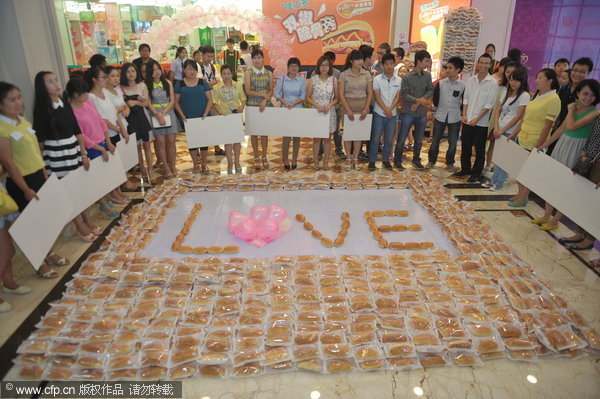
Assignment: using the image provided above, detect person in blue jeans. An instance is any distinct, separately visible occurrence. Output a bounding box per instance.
[483,66,530,190]
[368,54,402,170]
[393,50,434,170]
[427,56,465,171]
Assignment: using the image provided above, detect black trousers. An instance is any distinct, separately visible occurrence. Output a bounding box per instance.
[460,124,487,177]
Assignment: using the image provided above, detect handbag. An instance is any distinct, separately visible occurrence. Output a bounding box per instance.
[571,151,600,177]
[0,185,18,217]
[151,114,172,129]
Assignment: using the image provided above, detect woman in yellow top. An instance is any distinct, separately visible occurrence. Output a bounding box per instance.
[507,69,561,206]
[211,64,247,173]
[0,82,68,279]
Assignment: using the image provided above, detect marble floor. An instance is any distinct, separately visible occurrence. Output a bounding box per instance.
[1,134,598,398]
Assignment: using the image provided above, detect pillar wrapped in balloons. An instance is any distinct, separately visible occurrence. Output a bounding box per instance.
[140,3,293,76]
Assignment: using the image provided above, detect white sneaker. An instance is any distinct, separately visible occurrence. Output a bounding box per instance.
[489,184,501,192]
[480,181,493,188]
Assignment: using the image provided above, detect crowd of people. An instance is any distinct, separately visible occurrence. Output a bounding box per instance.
[0,39,599,312]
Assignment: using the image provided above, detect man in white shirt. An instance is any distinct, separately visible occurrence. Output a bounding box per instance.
[239,40,253,72]
[427,56,466,171]
[393,47,406,74]
[368,54,402,170]
[454,53,498,182]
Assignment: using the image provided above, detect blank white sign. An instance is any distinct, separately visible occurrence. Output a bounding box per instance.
[60,153,127,219]
[245,107,329,138]
[492,137,530,178]
[185,113,245,148]
[517,150,600,239]
[9,175,74,269]
[343,114,373,141]
[115,133,138,171]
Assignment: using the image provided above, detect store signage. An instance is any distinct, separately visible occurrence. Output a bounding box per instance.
[262,0,391,64]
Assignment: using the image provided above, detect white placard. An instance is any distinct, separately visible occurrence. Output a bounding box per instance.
[185,113,245,148]
[244,107,329,138]
[342,114,373,141]
[492,137,530,177]
[517,150,600,239]
[9,175,74,269]
[60,153,127,219]
[115,133,138,171]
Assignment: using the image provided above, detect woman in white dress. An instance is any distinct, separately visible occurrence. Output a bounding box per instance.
[306,56,338,170]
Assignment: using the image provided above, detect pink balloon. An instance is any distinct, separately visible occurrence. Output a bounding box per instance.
[233,219,257,241]
[267,205,287,222]
[256,218,280,241]
[227,210,248,231]
[250,206,268,222]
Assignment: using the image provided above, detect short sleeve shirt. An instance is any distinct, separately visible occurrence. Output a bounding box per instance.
[0,115,45,176]
[71,100,109,149]
[498,91,530,134]
[171,58,184,81]
[88,89,119,137]
[175,79,212,118]
[213,81,246,114]
[519,91,561,150]
[373,74,401,117]
[339,68,372,99]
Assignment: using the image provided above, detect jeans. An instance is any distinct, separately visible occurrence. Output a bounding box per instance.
[393,114,426,164]
[428,118,461,165]
[369,113,397,162]
[459,124,488,177]
[490,132,512,189]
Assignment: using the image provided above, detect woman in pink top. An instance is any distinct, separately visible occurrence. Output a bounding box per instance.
[67,78,118,218]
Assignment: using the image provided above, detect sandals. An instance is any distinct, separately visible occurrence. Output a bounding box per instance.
[38,268,59,279]
[99,203,118,218]
[77,230,96,242]
[45,253,69,267]
[110,196,130,204]
[567,243,594,251]
[262,157,270,169]
[87,225,102,235]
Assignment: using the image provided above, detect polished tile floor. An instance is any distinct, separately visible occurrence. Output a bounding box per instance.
[1,134,598,398]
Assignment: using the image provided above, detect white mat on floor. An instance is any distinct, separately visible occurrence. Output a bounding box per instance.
[142,189,457,258]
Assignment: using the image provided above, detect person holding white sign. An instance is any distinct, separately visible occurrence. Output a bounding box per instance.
[0,82,67,279]
[175,60,213,174]
[33,71,102,243]
[145,60,180,179]
[533,79,599,234]
[483,66,530,191]
[68,78,119,219]
[307,55,338,170]
[0,163,27,312]
[508,69,561,207]
[368,53,401,171]
[339,50,373,170]
[275,57,306,170]
[211,64,247,173]
[244,49,274,170]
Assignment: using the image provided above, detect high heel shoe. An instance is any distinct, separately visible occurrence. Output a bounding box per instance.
[99,203,118,218]
[76,230,96,242]
[262,157,269,169]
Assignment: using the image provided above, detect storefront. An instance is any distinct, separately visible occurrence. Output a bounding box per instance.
[53,0,262,67]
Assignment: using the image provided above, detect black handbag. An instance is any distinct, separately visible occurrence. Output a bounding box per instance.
[571,152,600,177]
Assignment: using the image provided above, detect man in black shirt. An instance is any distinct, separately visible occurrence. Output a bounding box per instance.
[132,43,155,74]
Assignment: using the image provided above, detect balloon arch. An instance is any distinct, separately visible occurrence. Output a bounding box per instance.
[141,4,293,75]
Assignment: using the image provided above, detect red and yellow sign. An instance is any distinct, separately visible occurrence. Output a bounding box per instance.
[409,0,471,75]
[262,0,392,65]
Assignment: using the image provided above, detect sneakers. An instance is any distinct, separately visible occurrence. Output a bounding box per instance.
[466,176,480,183]
[382,162,393,170]
[394,162,405,171]
[480,181,493,188]
[446,165,455,173]
[368,162,376,171]
[358,150,369,160]
[425,162,436,169]
[412,161,425,170]
[335,149,347,160]
[489,184,501,191]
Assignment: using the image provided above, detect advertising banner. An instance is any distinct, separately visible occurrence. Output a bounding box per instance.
[409,0,471,75]
[262,0,392,64]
